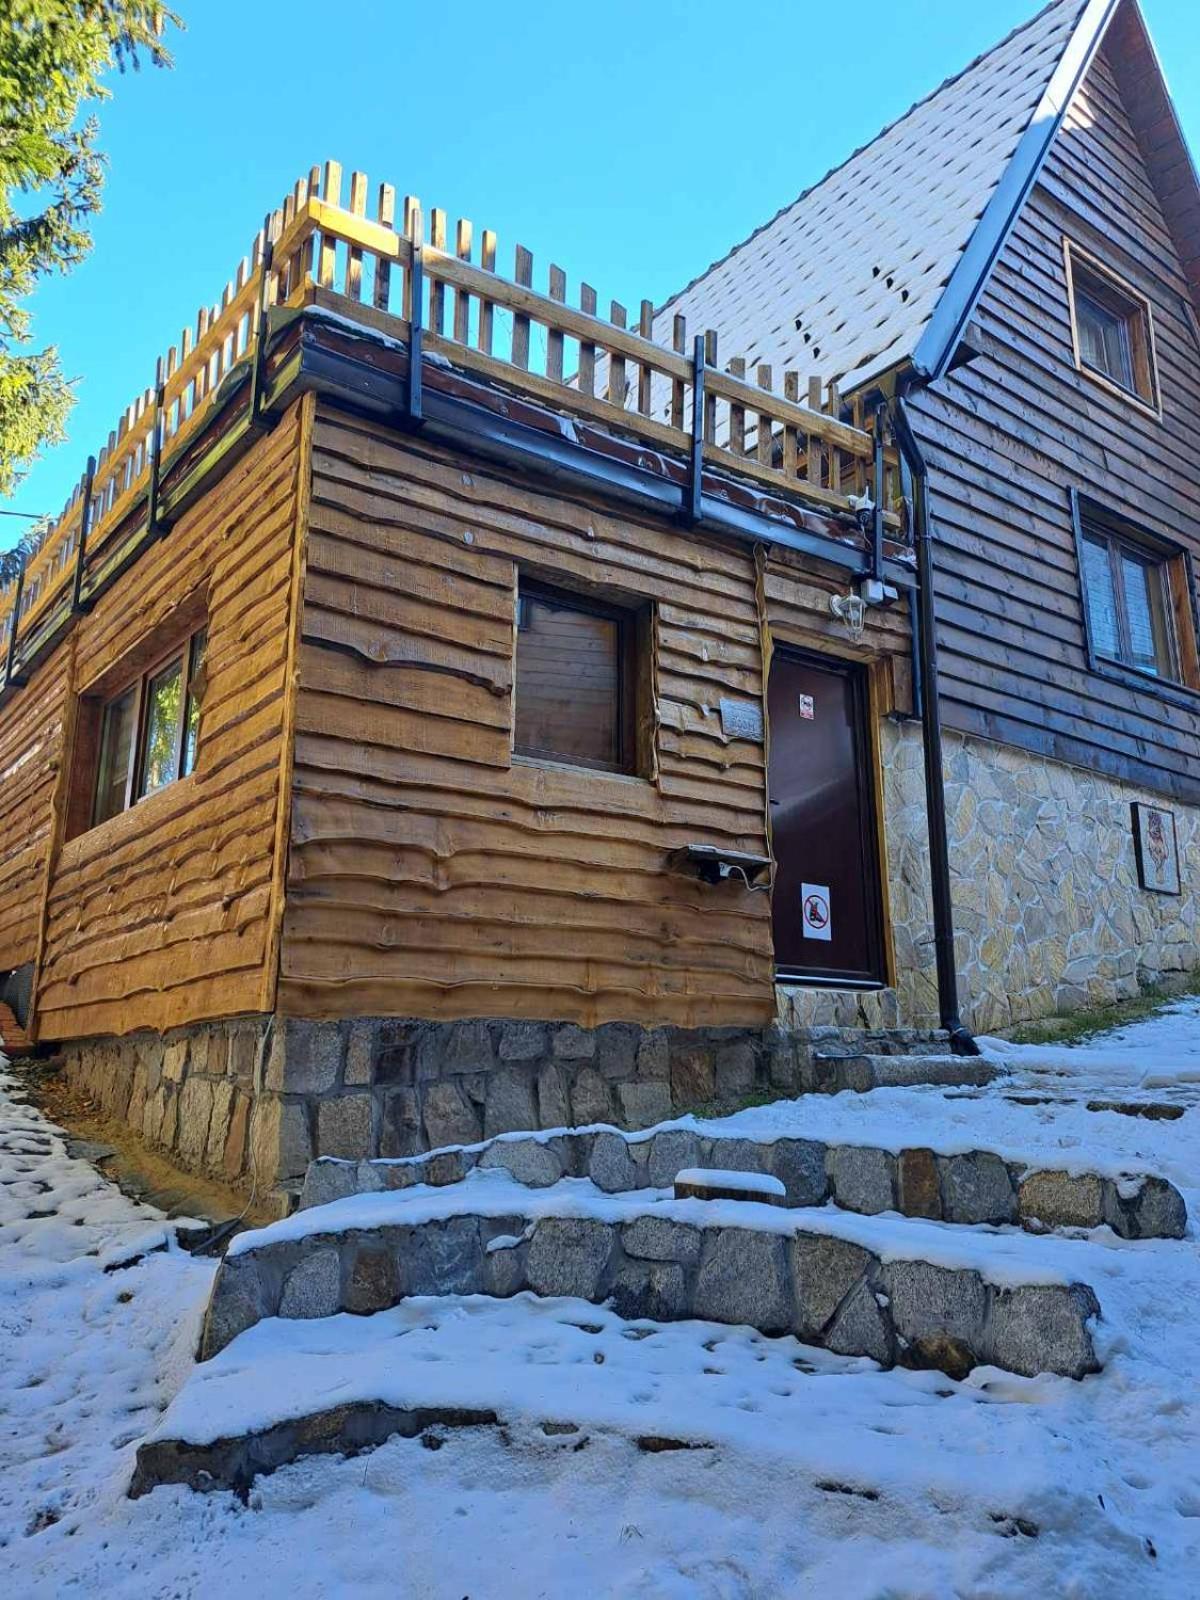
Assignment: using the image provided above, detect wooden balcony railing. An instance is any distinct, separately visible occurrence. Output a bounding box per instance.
[0,161,902,665]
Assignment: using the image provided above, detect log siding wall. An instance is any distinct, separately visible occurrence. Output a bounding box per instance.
[0,648,72,975]
[32,401,307,1041]
[911,46,1200,803]
[280,406,777,1028]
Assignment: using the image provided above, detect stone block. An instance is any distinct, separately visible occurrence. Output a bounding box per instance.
[479,1137,564,1188]
[278,1021,343,1096]
[636,1031,670,1081]
[1103,1175,1186,1241]
[186,1030,209,1079]
[483,1236,528,1298]
[610,1261,689,1322]
[525,1218,616,1300]
[279,1246,342,1320]
[422,1080,482,1149]
[483,1067,539,1139]
[826,1145,895,1215]
[498,1021,548,1062]
[621,1215,703,1266]
[425,1149,473,1186]
[896,1148,942,1219]
[693,1229,791,1333]
[670,1045,715,1107]
[376,1023,434,1087]
[825,1278,893,1365]
[589,1130,641,1193]
[1018,1170,1104,1231]
[301,1159,360,1210]
[986,1284,1100,1379]
[223,1092,250,1181]
[647,1129,702,1190]
[552,1024,596,1062]
[789,1235,872,1339]
[344,1243,401,1314]
[251,1098,312,1184]
[940,1153,1016,1226]
[536,1063,572,1131]
[569,1067,613,1127]
[379,1088,422,1159]
[882,1260,989,1378]
[162,1039,189,1084]
[316,1095,374,1161]
[204,1081,235,1170]
[177,1077,215,1169]
[227,1026,259,1088]
[401,1216,484,1296]
[444,1021,497,1074]
[764,1026,802,1095]
[595,1024,638,1080]
[768,1139,827,1207]
[200,1255,269,1359]
[616,1081,672,1130]
[344,1022,377,1086]
[714,1039,757,1100]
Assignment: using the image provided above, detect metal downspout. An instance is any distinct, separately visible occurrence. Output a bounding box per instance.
[891,393,979,1056]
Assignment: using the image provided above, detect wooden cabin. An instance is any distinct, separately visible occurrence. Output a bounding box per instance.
[0,165,918,1190]
[0,0,1194,1194]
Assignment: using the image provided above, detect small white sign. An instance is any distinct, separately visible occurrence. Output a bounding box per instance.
[801,883,832,941]
[798,693,814,720]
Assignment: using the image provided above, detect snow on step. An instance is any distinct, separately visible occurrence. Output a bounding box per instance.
[813,1053,1000,1093]
[200,1171,1103,1382]
[302,1114,1186,1240]
[134,1293,984,1497]
[673,1168,786,1204]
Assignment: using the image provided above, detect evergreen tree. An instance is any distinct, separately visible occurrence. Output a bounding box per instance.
[0,2,180,501]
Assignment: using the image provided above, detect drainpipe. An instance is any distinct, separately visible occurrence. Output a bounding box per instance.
[890,391,979,1057]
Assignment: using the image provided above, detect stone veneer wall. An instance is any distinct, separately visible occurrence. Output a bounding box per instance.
[786,722,1199,1037]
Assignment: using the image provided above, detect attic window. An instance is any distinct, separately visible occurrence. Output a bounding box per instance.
[1064,240,1159,413]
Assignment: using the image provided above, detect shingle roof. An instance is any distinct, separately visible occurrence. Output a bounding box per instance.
[652,0,1092,396]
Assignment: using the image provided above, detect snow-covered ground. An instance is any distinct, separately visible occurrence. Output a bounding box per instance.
[4,1002,1200,1597]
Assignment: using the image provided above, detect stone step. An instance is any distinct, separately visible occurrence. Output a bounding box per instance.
[200,1176,1103,1382]
[811,1053,1001,1094]
[301,1122,1185,1241]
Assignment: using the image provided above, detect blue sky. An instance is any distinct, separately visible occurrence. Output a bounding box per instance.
[4,0,1198,541]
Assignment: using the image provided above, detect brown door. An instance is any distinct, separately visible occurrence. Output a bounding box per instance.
[768,649,886,985]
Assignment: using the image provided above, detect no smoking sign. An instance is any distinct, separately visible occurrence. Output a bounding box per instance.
[801,882,832,941]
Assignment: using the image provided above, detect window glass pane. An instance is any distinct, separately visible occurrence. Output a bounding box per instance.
[138,655,184,798]
[515,592,622,768]
[1120,552,1166,676]
[1076,290,1134,390]
[181,628,207,777]
[1081,535,1120,661]
[93,687,137,825]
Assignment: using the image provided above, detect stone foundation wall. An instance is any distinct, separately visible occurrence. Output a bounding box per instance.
[59,1017,296,1189]
[785,721,1199,1037]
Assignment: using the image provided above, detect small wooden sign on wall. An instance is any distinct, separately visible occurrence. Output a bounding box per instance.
[1131,802,1181,895]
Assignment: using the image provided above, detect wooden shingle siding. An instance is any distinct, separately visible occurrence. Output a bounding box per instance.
[0,649,71,973]
[279,404,778,1029]
[911,45,1200,802]
[33,401,306,1041]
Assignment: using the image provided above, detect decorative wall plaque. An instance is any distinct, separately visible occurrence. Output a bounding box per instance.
[1132,802,1181,895]
[719,698,764,741]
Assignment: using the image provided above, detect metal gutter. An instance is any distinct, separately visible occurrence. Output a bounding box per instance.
[891,390,979,1056]
[912,0,1122,384]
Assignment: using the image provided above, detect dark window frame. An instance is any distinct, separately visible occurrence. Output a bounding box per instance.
[1070,490,1200,706]
[1063,239,1160,415]
[90,624,207,828]
[513,578,641,776]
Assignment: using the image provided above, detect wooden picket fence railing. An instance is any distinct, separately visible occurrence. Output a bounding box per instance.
[0,161,900,662]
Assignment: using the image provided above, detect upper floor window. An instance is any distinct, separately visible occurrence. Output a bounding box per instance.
[91,627,207,827]
[1064,240,1159,413]
[513,579,641,774]
[1074,497,1200,693]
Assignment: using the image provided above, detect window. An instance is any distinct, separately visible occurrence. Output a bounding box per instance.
[1064,240,1158,411]
[514,581,639,773]
[90,626,207,826]
[1074,499,1200,692]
